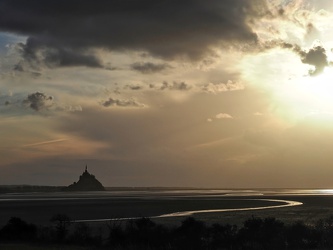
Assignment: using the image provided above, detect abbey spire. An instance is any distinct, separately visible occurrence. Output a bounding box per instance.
[63,165,105,191]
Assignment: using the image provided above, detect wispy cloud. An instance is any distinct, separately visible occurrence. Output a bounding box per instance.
[216,113,233,119]
[187,136,238,150]
[130,62,171,74]
[101,97,145,108]
[160,81,191,91]
[22,139,68,148]
[202,81,245,94]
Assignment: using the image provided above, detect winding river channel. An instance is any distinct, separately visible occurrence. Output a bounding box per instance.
[73,198,303,223]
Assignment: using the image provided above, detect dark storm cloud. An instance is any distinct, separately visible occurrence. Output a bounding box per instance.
[266,41,330,76]
[0,0,265,66]
[131,62,171,74]
[102,98,145,108]
[300,46,328,76]
[15,39,103,69]
[284,44,329,76]
[23,92,54,111]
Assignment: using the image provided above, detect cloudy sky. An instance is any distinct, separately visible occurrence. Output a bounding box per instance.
[2,0,333,188]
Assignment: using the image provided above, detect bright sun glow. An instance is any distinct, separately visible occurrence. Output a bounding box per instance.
[290,67,333,115]
[242,48,333,120]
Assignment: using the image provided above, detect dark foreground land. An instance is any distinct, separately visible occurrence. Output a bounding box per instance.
[2,189,333,249]
[2,211,333,249]
[2,190,333,226]
[0,194,291,226]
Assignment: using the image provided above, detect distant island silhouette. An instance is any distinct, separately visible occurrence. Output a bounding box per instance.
[63,165,105,191]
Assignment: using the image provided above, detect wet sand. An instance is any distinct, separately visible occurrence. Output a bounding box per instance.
[1,190,333,226]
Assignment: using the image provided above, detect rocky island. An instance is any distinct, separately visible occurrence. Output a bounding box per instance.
[63,166,105,191]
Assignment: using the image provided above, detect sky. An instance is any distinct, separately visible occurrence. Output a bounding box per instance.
[2,0,333,188]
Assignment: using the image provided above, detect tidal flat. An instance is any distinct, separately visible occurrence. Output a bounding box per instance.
[1,189,333,227]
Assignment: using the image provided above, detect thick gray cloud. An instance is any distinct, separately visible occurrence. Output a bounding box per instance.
[15,39,103,70]
[0,0,265,67]
[131,62,171,74]
[267,42,330,76]
[300,46,328,76]
[23,92,53,111]
[285,44,329,76]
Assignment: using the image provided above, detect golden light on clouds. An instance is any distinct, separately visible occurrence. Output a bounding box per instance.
[240,43,333,122]
[3,0,333,187]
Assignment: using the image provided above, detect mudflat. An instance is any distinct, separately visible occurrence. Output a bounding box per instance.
[1,189,333,226]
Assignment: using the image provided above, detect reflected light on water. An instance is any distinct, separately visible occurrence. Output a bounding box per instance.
[318,189,333,194]
[73,199,303,222]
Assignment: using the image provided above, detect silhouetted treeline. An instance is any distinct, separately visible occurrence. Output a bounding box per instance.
[2,215,333,249]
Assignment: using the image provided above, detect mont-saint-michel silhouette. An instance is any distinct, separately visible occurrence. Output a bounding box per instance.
[63,165,105,191]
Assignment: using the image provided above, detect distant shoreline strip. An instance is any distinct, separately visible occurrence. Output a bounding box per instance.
[73,199,303,223]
